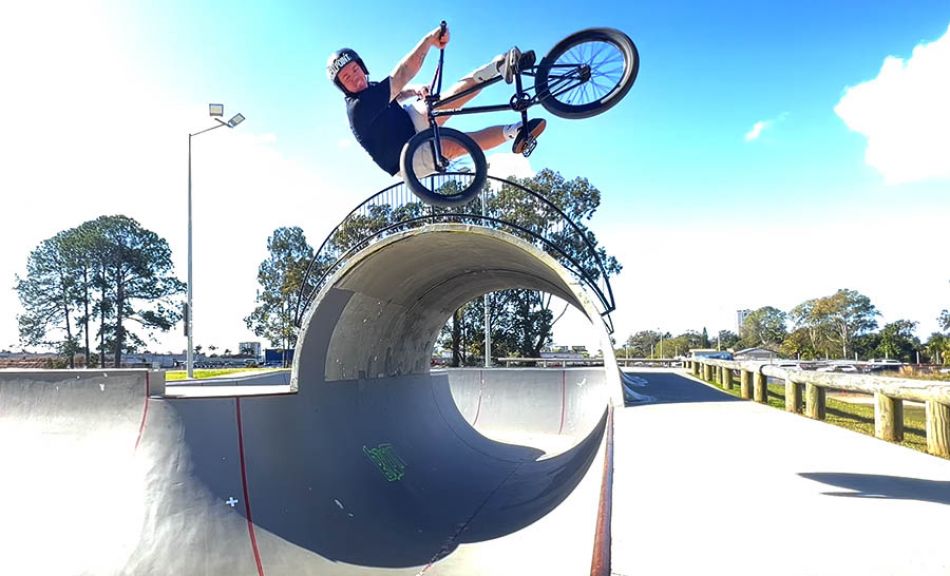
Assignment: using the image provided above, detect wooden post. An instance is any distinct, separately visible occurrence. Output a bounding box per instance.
[722,367,733,390]
[874,393,904,441]
[925,400,950,458]
[740,370,752,400]
[805,384,826,420]
[703,363,712,382]
[785,380,802,413]
[753,371,767,404]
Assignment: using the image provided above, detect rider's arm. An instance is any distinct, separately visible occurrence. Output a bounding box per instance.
[395,85,428,102]
[389,25,448,102]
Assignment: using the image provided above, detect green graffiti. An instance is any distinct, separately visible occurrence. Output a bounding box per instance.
[363,443,406,482]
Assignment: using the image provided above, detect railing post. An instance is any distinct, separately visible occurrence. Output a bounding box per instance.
[785,379,802,413]
[753,371,768,404]
[874,393,904,442]
[722,367,733,390]
[925,400,950,458]
[740,370,752,400]
[805,384,826,420]
[702,363,712,382]
[691,361,700,377]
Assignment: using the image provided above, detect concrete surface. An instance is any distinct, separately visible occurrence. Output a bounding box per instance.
[0,225,620,576]
[611,368,950,576]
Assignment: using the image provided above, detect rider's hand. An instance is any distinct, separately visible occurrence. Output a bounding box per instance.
[414,85,430,100]
[430,24,449,49]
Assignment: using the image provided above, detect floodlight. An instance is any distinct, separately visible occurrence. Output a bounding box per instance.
[209,103,224,117]
[228,113,245,128]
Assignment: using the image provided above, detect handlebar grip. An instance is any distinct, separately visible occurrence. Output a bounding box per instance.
[439,21,447,38]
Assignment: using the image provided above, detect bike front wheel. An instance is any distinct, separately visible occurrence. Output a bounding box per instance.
[535,28,639,120]
[400,127,487,207]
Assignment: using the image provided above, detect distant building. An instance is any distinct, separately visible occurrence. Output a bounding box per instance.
[734,347,778,361]
[737,309,752,336]
[239,342,262,358]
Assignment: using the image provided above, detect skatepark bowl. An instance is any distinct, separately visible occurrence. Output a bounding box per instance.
[0,224,623,576]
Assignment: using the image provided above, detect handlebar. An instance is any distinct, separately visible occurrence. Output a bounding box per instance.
[430,21,448,98]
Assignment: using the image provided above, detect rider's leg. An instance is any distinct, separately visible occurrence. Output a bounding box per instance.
[440,119,546,158]
[434,48,534,126]
[434,76,491,126]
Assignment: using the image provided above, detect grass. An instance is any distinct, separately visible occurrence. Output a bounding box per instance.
[164,367,279,381]
[703,376,933,456]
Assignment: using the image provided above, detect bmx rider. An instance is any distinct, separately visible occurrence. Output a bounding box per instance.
[328,23,545,178]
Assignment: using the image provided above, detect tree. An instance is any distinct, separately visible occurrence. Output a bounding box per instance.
[780,328,815,360]
[16,216,184,366]
[477,169,621,358]
[789,290,878,359]
[939,309,950,332]
[717,330,740,350]
[622,330,662,357]
[92,216,185,366]
[825,289,879,358]
[15,231,83,366]
[874,320,920,362]
[739,306,787,349]
[924,333,949,364]
[245,227,315,366]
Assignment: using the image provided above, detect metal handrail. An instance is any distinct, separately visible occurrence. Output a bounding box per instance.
[293,174,617,332]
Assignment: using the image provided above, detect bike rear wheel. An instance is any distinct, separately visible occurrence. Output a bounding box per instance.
[400,127,487,207]
[535,28,639,119]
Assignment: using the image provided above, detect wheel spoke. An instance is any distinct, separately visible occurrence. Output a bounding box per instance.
[546,39,626,108]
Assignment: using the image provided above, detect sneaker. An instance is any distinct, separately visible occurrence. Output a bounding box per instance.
[512,118,546,154]
[519,50,536,71]
[498,47,522,84]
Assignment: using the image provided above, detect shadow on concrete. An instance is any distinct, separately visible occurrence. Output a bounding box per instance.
[622,371,742,406]
[800,472,950,506]
[167,372,606,570]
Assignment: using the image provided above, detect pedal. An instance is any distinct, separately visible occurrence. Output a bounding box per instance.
[522,138,538,157]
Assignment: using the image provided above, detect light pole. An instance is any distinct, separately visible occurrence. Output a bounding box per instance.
[187,103,245,378]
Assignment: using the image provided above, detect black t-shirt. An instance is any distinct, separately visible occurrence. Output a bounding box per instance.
[346,77,416,175]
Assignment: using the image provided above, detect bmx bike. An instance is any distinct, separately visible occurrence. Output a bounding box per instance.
[400,21,639,207]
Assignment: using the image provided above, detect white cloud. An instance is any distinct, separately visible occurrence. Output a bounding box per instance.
[744,121,769,142]
[486,152,535,180]
[0,5,346,353]
[744,113,788,142]
[336,138,353,149]
[835,23,950,184]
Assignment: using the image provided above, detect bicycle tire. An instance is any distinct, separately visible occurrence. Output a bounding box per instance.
[400,127,487,207]
[535,28,639,120]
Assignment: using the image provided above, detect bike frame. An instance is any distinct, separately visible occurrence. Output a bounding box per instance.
[420,22,592,167]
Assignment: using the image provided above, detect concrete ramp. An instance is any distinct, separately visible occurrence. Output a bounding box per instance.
[0,225,619,575]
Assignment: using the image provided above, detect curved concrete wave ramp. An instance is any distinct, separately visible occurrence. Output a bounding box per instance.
[0,224,622,575]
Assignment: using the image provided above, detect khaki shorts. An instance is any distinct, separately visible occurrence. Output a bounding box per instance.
[399,101,437,179]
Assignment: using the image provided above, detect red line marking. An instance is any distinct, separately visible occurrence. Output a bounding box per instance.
[558,370,567,434]
[236,398,266,576]
[589,406,614,576]
[134,371,151,451]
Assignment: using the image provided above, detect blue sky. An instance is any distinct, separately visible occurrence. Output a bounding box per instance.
[1,1,948,354]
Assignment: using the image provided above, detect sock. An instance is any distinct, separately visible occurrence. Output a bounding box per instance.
[503,121,523,140]
[470,54,505,83]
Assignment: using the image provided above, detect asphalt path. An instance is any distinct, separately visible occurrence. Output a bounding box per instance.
[611,368,950,576]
